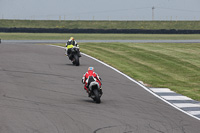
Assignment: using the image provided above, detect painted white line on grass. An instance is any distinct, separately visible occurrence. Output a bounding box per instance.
[48,44,200,121]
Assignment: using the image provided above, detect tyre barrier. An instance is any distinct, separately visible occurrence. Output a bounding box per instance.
[0,28,200,34]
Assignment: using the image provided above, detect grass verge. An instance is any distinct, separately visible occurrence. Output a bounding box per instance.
[1,33,200,40]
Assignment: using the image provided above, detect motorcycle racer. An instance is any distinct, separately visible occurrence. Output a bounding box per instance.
[65,37,81,57]
[82,67,102,96]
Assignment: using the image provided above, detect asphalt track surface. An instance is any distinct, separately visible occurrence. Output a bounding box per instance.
[0,42,200,133]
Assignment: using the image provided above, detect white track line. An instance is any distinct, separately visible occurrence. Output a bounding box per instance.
[48,44,200,121]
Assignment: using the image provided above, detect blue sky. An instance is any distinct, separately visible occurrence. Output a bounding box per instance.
[1,0,200,20]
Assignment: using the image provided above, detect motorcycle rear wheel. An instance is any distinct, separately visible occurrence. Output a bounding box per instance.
[74,54,79,66]
[93,89,101,103]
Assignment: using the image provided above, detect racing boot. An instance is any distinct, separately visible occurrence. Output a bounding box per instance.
[87,90,91,97]
[85,87,91,97]
[65,48,68,56]
[65,52,68,56]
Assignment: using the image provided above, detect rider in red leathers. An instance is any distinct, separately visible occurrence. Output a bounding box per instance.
[82,67,102,96]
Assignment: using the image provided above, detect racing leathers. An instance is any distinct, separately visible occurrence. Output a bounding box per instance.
[82,70,102,95]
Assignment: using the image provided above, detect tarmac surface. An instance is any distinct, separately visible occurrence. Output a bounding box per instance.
[0,42,200,133]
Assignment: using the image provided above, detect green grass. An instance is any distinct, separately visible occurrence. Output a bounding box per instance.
[1,33,200,40]
[1,19,200,30]
[55,42,200,101]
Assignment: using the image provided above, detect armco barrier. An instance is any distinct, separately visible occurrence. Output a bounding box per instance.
[0,28,200,34]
